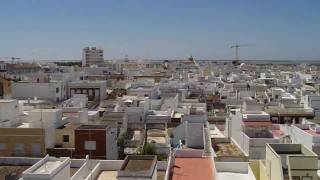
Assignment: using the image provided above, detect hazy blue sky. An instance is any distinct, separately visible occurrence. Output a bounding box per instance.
[0,0,320,60]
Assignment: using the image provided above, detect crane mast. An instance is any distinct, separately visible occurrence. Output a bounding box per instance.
[230,43,255,62]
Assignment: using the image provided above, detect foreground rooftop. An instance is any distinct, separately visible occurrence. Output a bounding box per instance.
[118,155,157,179]
[171,157,215,180]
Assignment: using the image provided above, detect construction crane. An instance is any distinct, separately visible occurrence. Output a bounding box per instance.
[230,43,255,65]
[0,57,21,64]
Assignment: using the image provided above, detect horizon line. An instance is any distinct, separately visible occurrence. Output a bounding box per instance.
[6,59,320,62]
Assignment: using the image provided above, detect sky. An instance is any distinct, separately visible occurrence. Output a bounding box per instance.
[0,0,320,60]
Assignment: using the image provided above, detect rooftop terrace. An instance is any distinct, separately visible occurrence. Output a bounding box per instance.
[171,157,215,180]
[0,165,30,179]
[265,107,313,116]
[268,143,315,156]
[95,170,118,180]
[244,129,274,138]
[118,155,157,179]
[22,156,70,179]
[214,142,245,158]
[33,160,63,174]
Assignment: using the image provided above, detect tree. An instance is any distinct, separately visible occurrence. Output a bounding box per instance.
[140,143,157,155]
[140,143,168,161]
[54,61,81,66]
[117,135,126,159]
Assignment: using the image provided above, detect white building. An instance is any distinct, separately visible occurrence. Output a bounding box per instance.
[227,109,280,159]
[21,155,70,180]
[304,95,320,117]
[67,80,107,101]
[281,123,320,157]
[12,81,66,102]
[0,99,20,127]
[82,47,104,67]
[21,109,65,149]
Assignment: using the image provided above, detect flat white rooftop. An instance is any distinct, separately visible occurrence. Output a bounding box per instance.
[216,172,251,180]
[33,161,62,174]
[0,99,16,103]
[22,156,70,179]
[95,170,117,180]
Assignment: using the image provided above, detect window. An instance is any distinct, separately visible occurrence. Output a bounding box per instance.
[56,87,59,93]
[84,141,96,150]
[63,135,69,142]
[14,143,24,156]
[271,117,279,123]
[31,144,41,156]
[88,89,93,96]
[292,176,300,180]
[0,143,5,150]
[284,117,291,121]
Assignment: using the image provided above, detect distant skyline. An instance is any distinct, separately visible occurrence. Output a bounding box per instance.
[0,0,320,60]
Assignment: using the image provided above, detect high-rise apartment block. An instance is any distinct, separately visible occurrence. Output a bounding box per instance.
[82,47,104,67]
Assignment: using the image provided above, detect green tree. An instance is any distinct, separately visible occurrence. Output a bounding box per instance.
[117,135,126,159]
[140,143,157,155]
